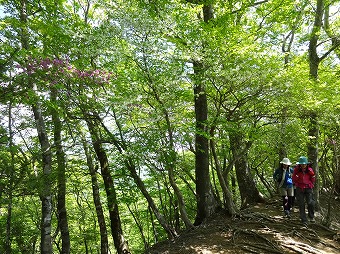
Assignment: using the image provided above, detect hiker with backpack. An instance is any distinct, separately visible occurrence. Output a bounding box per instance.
[273,158,294,218]
[292,156,316,225]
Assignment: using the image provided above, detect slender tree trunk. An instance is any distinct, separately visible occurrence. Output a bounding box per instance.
[101,109,178,239]
[126,203,149,251]
[307,111,319,207]
[324,5,340,59]
[210,127,237,215]
[308,0,323,78]
[333,141,340,194]
[5,100,14,254]
[85,116,130,254]
[148,205,158,243]
[167,156,194,229]
[281,2,307,67]
[4,186,12,252]
[51,88,70,254]
[18,1,53,252]
[33,96,53,254]
[125,159,178,239]
[82,139,109,254]
[278,107,288,161]
[149,84,194,229]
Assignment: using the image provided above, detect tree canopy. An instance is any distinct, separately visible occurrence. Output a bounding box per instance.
[0,0,339,253]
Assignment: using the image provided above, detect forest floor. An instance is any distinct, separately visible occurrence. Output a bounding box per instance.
[146,194,340,254]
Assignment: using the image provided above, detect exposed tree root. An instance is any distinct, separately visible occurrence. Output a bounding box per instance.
[281,241,327,254]
[238,211,277,223]
[232,228,282,253]
[236,242,283,254]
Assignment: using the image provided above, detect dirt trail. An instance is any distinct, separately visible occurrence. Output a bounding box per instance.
[146,197,340,253]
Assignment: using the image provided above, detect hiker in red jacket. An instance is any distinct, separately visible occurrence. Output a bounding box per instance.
[292,156,316,225]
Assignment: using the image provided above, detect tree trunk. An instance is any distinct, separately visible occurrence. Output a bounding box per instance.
[324,5,340,59]
[167,157,194,229]
[82,139,109,254]
[307,111,319,208]
[32,96,53,254]
[185,2,218,226]
[331,141,340,195]
[307,0,340,210]
[86,115,130,254]
[307,0,324,208]
[210,127,238,216]
[150,84,194,229]
[125,159,178,239]
[126,203,149,251]
[230,131,265,209]
[51,88,70,254]
[193,60,218,225]
[308,0,323,78]
[278,107,288,161]
[18,0,53,253]
[101,109,178,239]
[5,100,14,254]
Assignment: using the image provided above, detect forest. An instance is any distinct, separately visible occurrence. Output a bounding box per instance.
[0,0,340,253]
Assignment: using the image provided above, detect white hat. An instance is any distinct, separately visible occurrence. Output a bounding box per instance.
[280,158,292,165]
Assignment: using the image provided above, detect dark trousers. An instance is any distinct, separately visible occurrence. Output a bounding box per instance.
[291,188,296,208]
[295,187,315,222]
[282,196,293,212]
